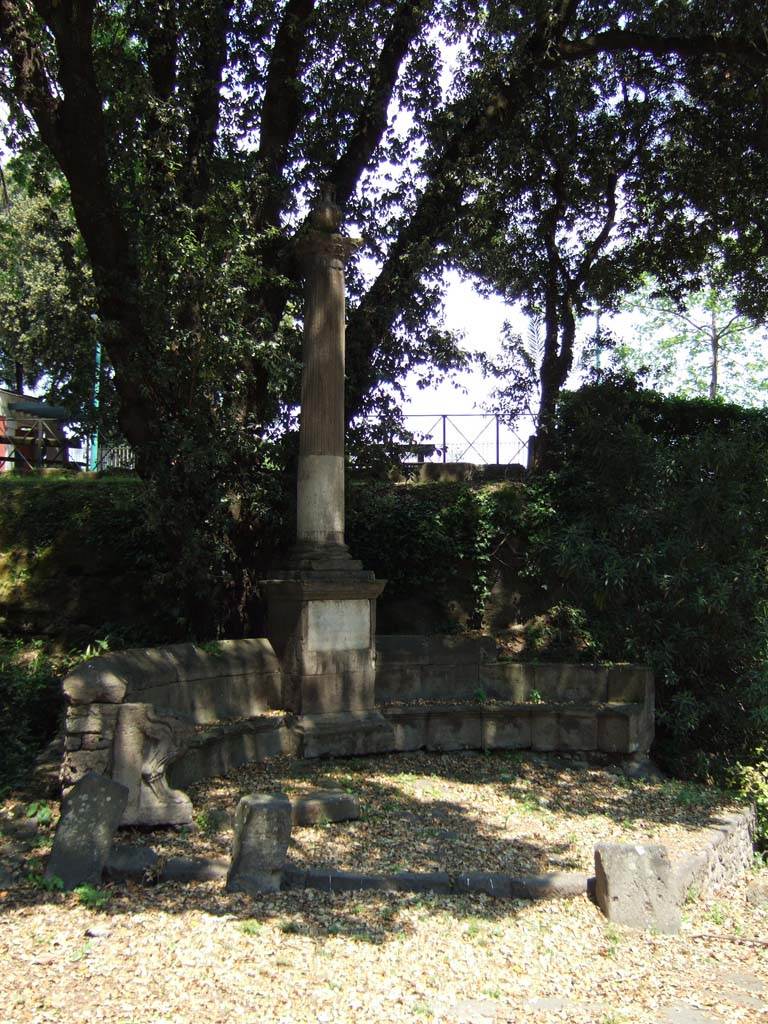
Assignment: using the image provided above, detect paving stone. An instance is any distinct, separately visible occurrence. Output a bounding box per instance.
[46,772,129,890]
[594,842,681,933]
[226,792,292,895]
[292,789,360,826]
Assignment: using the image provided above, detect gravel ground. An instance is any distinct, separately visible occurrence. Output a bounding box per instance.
[1,750,765,1024]
[117,750,746,876]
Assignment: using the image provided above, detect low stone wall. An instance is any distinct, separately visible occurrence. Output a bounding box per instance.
[59,634,656,826]
[674,807,756,898]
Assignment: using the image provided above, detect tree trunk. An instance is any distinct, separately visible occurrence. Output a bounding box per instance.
[709,305,719,400]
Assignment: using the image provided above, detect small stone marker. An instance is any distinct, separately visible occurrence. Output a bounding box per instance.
[226,792,292,895]
[46,771,129,890]
[292,789,360,826]
[594,842,681,934]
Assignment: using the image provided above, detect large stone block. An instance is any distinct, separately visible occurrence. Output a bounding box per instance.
[46,772,129,890]
[478,661,533,701]
[168,718,299,790]
[558,709,599,751]
[594,843,681,933]
[292,789,360,826]
[607,665,653,704]
[300,669,376,715]
[375,635,429,666]
[226,793,292,895]
[482,707,532,749]
[375,664,424,703]
[531,709,559,751]
[420,663,479,699]
[533,663,608,704]
[426,707,482,751]
[383,707,429,752]
[294,710,396,758]
[158,639,280,684]
[112,703,194,826]
[66,703,119,735]
[597,705,642,754]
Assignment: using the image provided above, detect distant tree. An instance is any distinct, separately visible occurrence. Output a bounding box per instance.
[0,158,115,433]
[615,273,768,406]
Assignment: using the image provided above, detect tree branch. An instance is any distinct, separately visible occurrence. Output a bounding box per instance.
[185,0,231,205]
[557,29,768,69]
[331,0,431,208]
[257,0,317,175]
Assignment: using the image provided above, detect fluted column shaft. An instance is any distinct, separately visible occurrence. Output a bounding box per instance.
[294,230,360,549]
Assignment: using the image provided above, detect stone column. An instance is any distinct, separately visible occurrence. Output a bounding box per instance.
[259,186,392,758]
[290,189,361,572]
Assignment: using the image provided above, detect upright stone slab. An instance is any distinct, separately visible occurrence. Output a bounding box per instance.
[594,842,681,934]
[46,771,129,890]
[260,185,392,757]
[226,793,292,895]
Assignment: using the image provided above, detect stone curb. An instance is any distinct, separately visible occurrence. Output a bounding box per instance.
[105,845,590,899]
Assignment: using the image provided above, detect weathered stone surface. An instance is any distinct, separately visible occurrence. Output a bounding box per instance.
[168,718,298,790]
[558,709,598,751]
[292,789,360,826]
[295,710,395,758]
[624,754,665,782]
[375,635,429,666]
[421,663,480,698]
[46,772,129,889]
[746,879,768,908]
[594,842,681,933]
[674,808,756,898]
[60,748,111,788]
[427,707,483,751]
[607,665,653,704]
[63,659,131,704]
[531,710,559,751]
[375,664,425,703]
[112,703,194,826]
[301,669,375,714]
[478,661,532,701]
[383,707,429,752]
[66,703,119,734]
[597,706,637,753]
[427,634,496,665]
[482,707,532,749]
[226,793,292,895]
[534,664,608,704]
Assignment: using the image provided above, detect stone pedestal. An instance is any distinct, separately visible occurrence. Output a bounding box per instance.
[261,576,394,757]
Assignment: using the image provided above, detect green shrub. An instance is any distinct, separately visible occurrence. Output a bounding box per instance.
[527,377,768,800]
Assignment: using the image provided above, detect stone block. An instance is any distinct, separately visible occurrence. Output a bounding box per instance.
[296,646,373,679]
[112,703,194,826]
[226,793,292,895]
[81,733,112,751]
[375,664,424,703]
[531,710,559,751]
[293,790,360,826]
[46,772,129,890]
[426,707,482,751]
[594,843,681,933]
[478,662,533,701]
[375,634,430,666]
[66,704,119,734]
[168,719,299,790]
[159,639,280,684]
[558,709,598,751]
[533,663,608,704]
[300,669,376,715]
[384,708,428,752]
[295,710,396,758]
[482,707,532,749]
[420,663,480,699]
[597,706,640,754]
[607,665,652,704]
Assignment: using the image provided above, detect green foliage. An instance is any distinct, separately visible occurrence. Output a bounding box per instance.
[0,636,65,793]
[27,867,63,892]
[74,883,111,910]
[525,377,768,816]
[347,481,525,629]
[730,754,768,848]
[25,800,53,825]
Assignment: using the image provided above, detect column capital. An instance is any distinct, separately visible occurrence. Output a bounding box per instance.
[293,229,362,271]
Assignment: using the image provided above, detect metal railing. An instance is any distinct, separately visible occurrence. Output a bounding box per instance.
[401,414,530,466]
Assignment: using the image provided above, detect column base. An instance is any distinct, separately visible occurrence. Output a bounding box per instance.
[292,711,395,759]
[284,542,369,578]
